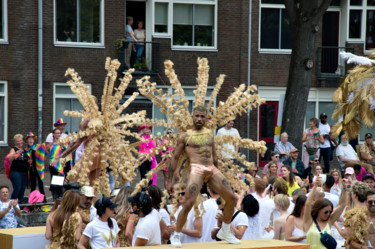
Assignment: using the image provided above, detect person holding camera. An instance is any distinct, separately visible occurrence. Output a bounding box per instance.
[78,197,120,249]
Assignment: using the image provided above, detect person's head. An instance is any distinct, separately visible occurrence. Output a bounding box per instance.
[313,164,323,176]
[323,174,334,191]
[241,194,259,217]
[273,194,290,211]
[273,178,288,195]
[319,113,328,124]
[13,134,24,148]
[267,161,278,175]
[280,132,288,143]
[366,190,375,213]
[248,165,259,177]
[354,164,362,175]
[146,185,163,210]
[344,167,355,180]
[192,106,208,130]
[311,198,333,221]
[25,132,37,147]
[225,119,235,129]
[138,124,152,135]
[128,191,152,216]
[289,148,299,160]
[309,155,319,167]
[178,189,186,205]
[309,117,319,128]
[330,169,341,183]
[216,197,225,210]
[363,173,375,190]
[0,186,9,202]
[291,188,306,203]
[127,16,133,25]
[54,118,67,132]
[352,181,371,203]
[207,185,218,197]
[137,20,144,29]
[254,178,266,194]
[340,134,349,146]
[95,196,118,218]
[365,133,373,146]
[271,151,280,162]
[53,190,81,234]
[52,128,62,140]
[79,186,95,209]
[291,195,307,218]
[114,186,133,217]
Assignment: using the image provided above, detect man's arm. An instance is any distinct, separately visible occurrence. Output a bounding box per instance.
[212,135,218,167]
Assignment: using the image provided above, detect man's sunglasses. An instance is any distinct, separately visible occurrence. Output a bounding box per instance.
[179,192,185,196]
[368,200,375,205]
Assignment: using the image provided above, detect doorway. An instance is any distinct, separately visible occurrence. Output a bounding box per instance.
[321,10,340,74]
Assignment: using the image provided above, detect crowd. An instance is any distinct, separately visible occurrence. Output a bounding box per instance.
[1,112,375,249]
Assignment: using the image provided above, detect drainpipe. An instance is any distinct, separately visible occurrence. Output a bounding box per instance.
[246,0,252,161]
[37,0,43,143]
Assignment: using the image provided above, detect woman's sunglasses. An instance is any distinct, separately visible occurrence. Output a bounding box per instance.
[323,210,333,215]
[179,192,185,196]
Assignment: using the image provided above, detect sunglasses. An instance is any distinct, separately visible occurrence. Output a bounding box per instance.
[313,160,319,162]
[323,210,333,215]
[274,156,279,158]
[368,200,375,205]
[179,192,185,196]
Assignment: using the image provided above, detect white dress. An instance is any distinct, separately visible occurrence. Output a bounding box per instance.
[291,225,306,243]
[242,213,262,240]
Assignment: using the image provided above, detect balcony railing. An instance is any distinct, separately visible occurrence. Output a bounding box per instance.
[118,40,161,75]
[316,46,355,80]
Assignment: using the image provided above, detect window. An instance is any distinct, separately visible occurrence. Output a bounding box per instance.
[154,2,169,35]
[53,83,91,133]
[0,81,7,144]
[172,1,216,49]
[54,0,104,47]
[0,0,8,43]
[259,0,293,51]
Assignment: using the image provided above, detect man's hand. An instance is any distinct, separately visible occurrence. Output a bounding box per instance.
[292,167,299,174]
[12,199,18,207]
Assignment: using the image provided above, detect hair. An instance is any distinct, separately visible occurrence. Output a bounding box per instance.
[291,188,306,197]
[274,194,290,211]
[311,198,333,219]
[353,164,362,172]
[280,132,288,137]
[254,178,266,194]
[312,164,323,176]
[324,174,335,189]
[310,117,319,127]
[352,181,371,203]
[147,185,163,210]
[216,197,225,206]
[207,185,218,196]
[367,190,375,199]
[52,190,80,235]
[242,194,259,217]
[267,161,278,178]
[330,169,343,192]
[126,16,133,22]
[268,176,277,185]
[114,186,133,222]
[137,20,144,25]
[192,106,207,113]
[291,195,307,218]
[281,165,295,187]
[13,134,23,141]
[273,178,288,195]
[0,185,9,191]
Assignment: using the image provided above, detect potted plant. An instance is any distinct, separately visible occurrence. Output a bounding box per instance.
[133,57,149,72]
[115,37,128,52]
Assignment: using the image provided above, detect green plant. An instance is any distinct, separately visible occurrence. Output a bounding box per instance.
[133,57,148,69]
[115,38,127,52]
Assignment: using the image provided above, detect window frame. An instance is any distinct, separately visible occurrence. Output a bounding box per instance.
[0,81,8,146]
[0,0,8,44]
[53,83,92,133]
[258,2,292,54]
[53,0,105,48]
[153,0,172,38]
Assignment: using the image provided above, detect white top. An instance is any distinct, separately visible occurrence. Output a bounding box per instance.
[200,198,218,242]
[83,217,119,249]
[216,127,240,159]
[251,193,274,233]
[291,225,306,243]
[150,208,162,222]
[242,213,262,240]
[175,206,202,243]
[46,132,67,143]
[132,212,161,246]
[0,200,20,229]
[75,142,84,163]
[231,210,248,231]
[336,143,359,168]
[318,123,331,148]
[330,184,342,198]
[134,29,145,42]
[159,208,171,226]
[323,192,339,208]
[90,205,98,221]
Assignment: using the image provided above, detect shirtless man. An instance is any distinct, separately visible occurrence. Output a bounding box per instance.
[168,106,239,247]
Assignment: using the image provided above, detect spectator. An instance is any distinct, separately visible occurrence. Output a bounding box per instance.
[77,186,97,230]
[330,169,343,198]
[285,195,307,243]
[344,167,355,182]
[211,197,248,240]
[360,132,375,168]
[7,134,29,201]
[336,134,373,173]
[216,119,240,163]
[280,165,301,197]
[312,164,323,177]
[170,187,202,243]
[362,172,375,190]
[242,194,261,239]
[354,164,367,182]
[303,176,348,249]
[45,190,82,248]
[128,192,161,246]
[318,113,334,173]
[322,175,339,208]
[274,132,295,163]
[262,151,283,175]
[138,124,157,185]
[291,188,306,204]
[273,194,290,240]
[0,186,21,229]
[283,148,305,178]
[301,117,324,167]
[46,118,68,145]
[262,161,278,184]
[302,155,320,189]
[273,178,289,196]
[114,186,137,247]
[125,16,137,69]
[200,186,219,242]
[78,197,120,249]
[134,20,145,64]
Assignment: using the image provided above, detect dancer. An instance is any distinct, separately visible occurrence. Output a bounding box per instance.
[138,124,157,185]
[168,106,240,247]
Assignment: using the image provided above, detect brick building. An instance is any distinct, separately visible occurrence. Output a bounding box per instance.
[0,0,373,169]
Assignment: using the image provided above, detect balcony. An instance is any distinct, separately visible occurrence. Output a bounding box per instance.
[118,40,161,75]
[316,46,355,87]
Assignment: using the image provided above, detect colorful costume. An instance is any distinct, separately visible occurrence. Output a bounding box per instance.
[139,134,157,185]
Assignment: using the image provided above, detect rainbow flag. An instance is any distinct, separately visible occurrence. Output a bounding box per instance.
[50,144,64,175]
[35,143,47,182]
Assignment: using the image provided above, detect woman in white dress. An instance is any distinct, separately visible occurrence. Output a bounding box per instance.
[285,195,307,243]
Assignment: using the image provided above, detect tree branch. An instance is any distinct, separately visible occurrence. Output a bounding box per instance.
[284,0,297,23]
[313,0,332,20]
